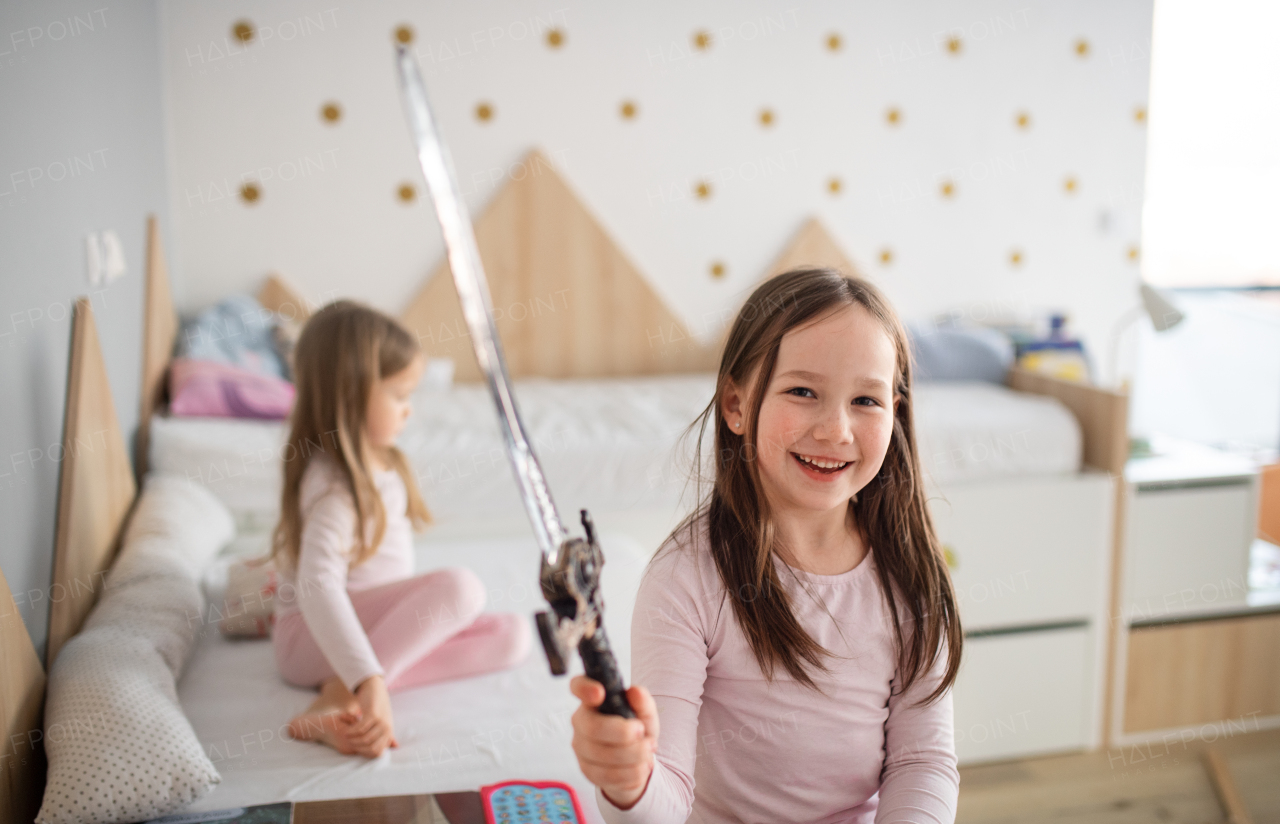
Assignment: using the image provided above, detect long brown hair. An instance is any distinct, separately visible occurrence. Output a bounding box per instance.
[666,267,961,703]
[272,300,431,572]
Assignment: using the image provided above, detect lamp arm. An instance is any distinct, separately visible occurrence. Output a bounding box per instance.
[1107,303,1147,389]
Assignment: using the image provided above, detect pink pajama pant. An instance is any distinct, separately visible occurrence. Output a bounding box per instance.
[273,566,532,692]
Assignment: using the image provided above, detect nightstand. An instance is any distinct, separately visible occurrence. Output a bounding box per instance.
[1123,436,1257,622]
[1110,436,1280,743]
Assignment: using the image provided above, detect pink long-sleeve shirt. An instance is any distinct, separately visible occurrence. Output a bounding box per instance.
[274,454,414,692]
[596,515,959,824]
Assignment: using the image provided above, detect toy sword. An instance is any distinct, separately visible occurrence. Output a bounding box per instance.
[393,45,634,719]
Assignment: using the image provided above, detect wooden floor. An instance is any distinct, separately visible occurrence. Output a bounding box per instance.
[957,728,1280,824]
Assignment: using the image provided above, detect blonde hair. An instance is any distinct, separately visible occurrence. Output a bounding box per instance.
[272,300,432,571]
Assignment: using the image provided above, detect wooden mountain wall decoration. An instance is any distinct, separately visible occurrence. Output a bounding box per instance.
[401,149,718,381]
[765,217,862,280]
[709,217,864,354]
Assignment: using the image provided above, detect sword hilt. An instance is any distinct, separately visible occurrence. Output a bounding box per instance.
[535,509,635,718]
[580,624,634,719]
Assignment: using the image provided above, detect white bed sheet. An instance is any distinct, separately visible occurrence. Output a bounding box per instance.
[178,526,652,821]
[914,381,1081,486]
[149,375,1082,529]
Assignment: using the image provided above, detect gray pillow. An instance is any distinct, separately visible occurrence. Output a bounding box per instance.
[907,321,1014,384]
[37,476,234,824]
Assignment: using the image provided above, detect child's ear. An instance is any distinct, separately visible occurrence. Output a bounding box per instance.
[721,379,744,430]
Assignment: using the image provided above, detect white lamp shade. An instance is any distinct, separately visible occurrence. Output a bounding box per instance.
[1140,283,1185,331]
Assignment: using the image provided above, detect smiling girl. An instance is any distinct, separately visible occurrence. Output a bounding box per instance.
[570,269,963,823]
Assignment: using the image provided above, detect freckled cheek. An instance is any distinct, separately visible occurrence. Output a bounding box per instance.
[756,405,813,463]
[855,417,895,466]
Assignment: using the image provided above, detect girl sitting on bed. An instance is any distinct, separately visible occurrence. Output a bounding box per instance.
[271,301,531,758]
[569,268,963,822]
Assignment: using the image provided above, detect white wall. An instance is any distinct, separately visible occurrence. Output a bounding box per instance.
[0,0,169,658]
[161,0,1152,359]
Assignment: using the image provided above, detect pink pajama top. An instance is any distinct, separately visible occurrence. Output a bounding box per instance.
[596,516,959,824]
[273,454,414,692]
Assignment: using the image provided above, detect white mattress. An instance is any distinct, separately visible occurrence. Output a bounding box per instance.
[913,381,1081,486]
[149,375,1082,528]
[178,526,652,821]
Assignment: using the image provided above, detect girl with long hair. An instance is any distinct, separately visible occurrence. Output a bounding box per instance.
[570,268,963,822]
[272,301,531,758]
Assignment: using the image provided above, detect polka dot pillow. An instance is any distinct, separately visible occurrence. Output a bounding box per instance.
[35,627,220,824]
[36,475,233,824]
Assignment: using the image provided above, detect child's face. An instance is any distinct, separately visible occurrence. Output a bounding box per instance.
[725,304,899,517]
[366,353,425,450]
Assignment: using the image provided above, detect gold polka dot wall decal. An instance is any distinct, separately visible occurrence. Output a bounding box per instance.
[946,35,962,55]
[394,25,414,45]
[693,30,712,50]
[939,179,956,198]
[1063,175,1078,194]
[475,102,494,122]
[1009,249,1024,266]
[1127,245,1140,262]
[694,180,712,199]
[885,107,902,126]
[710,261,727,278]
[1016,111,1031,129]
[397,183,416,203]
[759,108,775,127]
[239,181,261,204]
[879,248,894,265]
[1134,106,1147,124]
[620,100,637,119]
[826,33,842,52]
[827,177,842,195]
[320,102,342,124]
[546,28,565,48]
[232,20,254,43]
[1075,38,1090,57]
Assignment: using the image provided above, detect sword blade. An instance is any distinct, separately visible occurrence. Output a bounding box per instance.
[394,44,567,563]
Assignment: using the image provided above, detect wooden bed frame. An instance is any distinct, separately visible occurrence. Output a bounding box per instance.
[1,178,1134,821]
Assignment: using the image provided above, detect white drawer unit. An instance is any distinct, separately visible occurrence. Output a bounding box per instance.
[952,625,1099,764]
[929,471,1114,631]
[1123,480,1257,621]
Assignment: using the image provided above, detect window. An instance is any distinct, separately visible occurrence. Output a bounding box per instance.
[1141,0,1280,288]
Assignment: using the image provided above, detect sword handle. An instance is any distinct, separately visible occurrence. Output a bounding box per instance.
[579,625,635,719]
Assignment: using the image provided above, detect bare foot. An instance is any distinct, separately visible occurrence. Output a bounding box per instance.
[288,677,363,754]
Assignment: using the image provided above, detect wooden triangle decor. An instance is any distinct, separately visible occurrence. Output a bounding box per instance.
[137,215,177,474]
[764,217,862,280]
[49,299,137,670]
[401,149,718,381]
[0,565,46,824]
[709,217,864,354]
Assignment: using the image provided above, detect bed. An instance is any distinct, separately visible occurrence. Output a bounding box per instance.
[3,163,1128,822]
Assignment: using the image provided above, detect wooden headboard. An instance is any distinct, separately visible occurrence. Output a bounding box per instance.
[48,299,138,671]
[1,566,46,824]
[400,148,718,381]
[137,216,179,475]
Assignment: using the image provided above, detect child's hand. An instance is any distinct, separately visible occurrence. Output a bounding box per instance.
[349,675,398,757]
[570,676,659,810]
